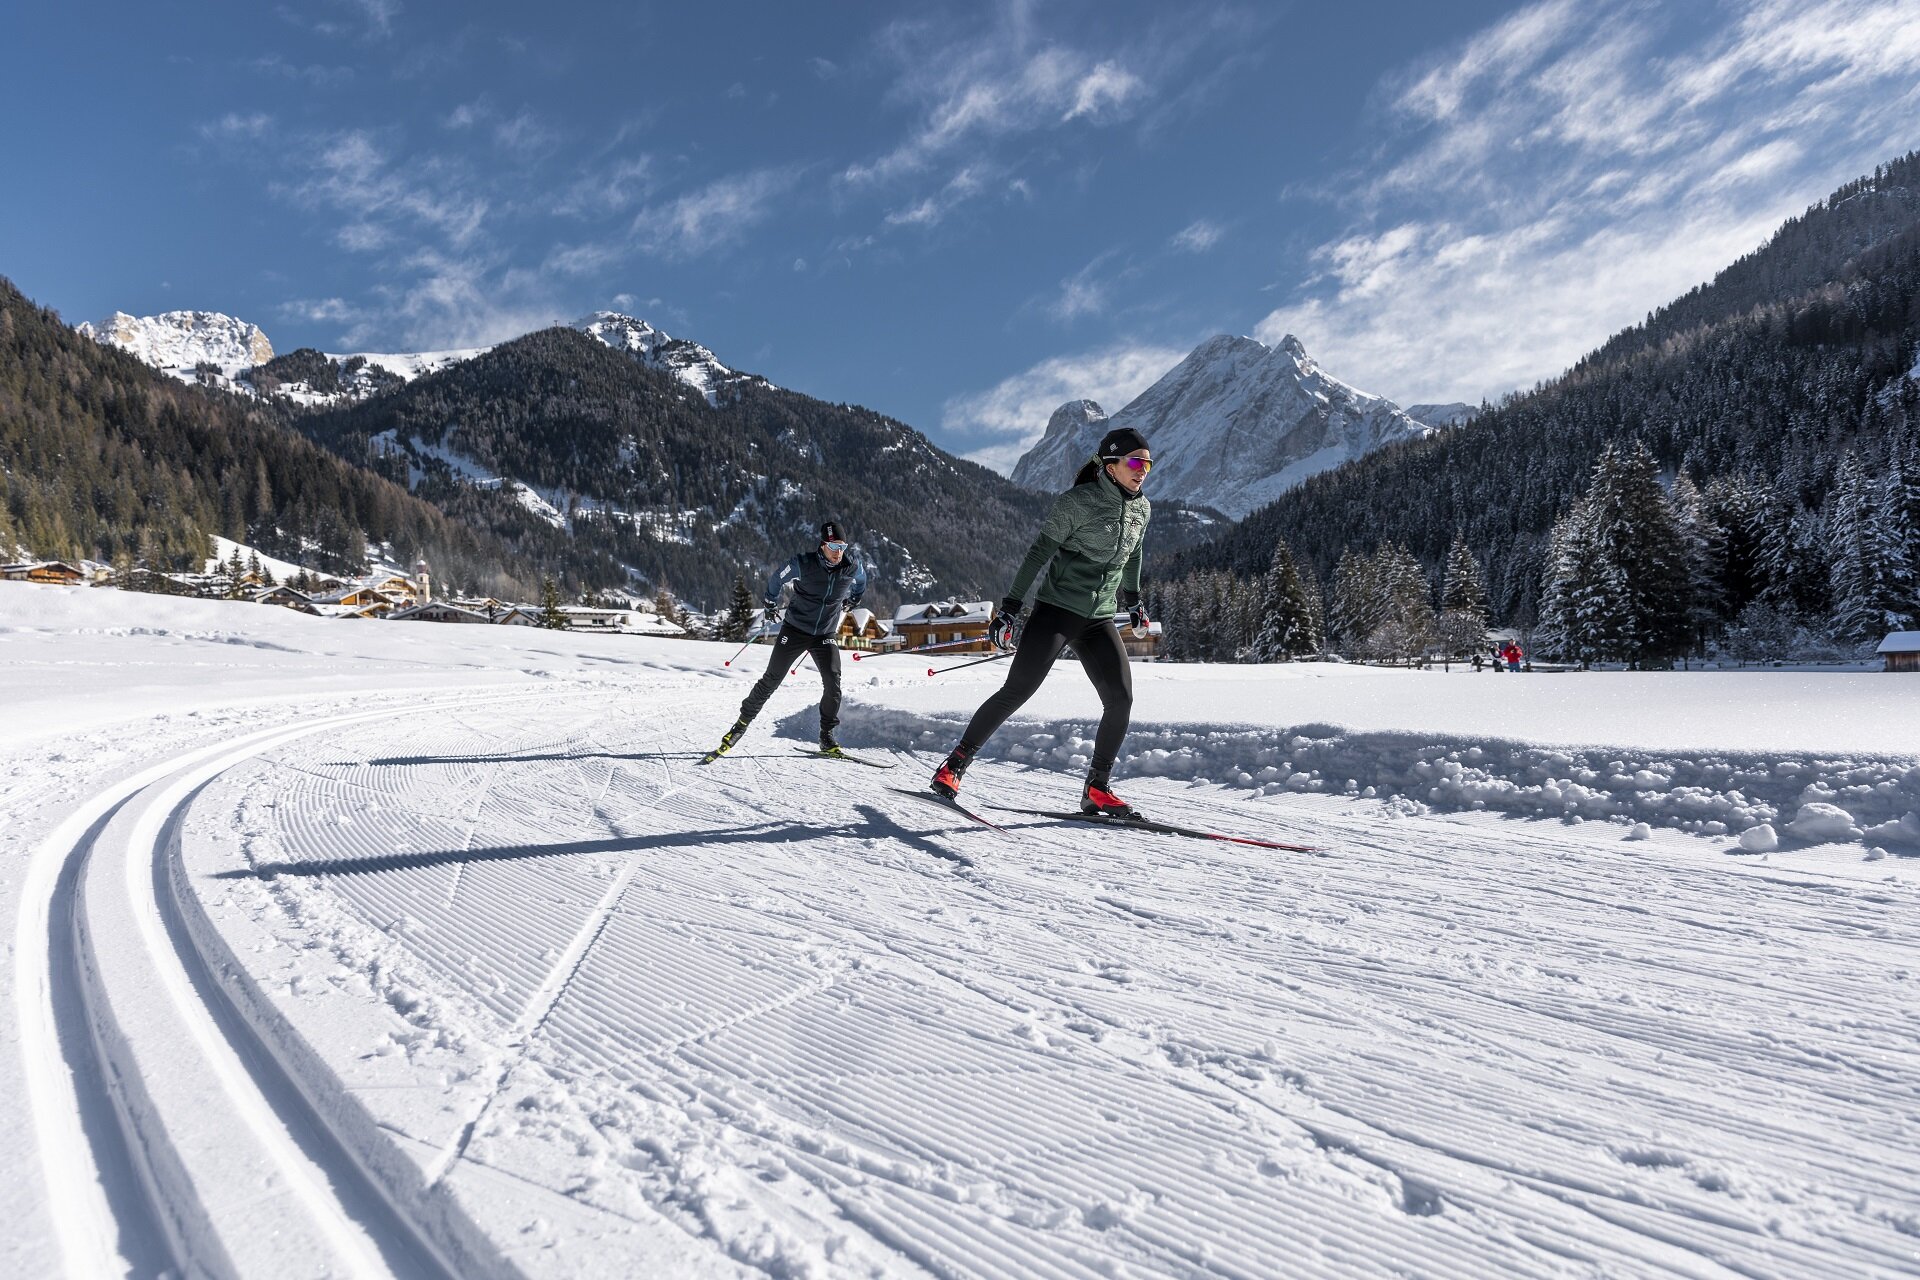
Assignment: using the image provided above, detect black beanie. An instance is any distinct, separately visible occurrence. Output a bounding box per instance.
[819,521,844,543]
[1098,426,1149,458]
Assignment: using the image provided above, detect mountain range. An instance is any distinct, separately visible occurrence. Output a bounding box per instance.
[1009,334,1470,519]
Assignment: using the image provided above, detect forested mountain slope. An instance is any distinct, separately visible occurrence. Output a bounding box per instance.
[0,277,577,598]
[300,327,1050,610]
[1170,151,1920,630]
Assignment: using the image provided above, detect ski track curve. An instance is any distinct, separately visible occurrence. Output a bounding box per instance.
[132,687,1920,1278]
[15,692,548,1280]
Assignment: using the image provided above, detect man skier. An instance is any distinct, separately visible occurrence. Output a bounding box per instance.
[706,521,866,760]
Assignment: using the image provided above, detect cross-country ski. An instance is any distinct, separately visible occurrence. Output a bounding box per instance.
[990,805,1323,852]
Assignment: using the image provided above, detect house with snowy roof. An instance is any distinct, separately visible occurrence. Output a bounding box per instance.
[250,585,318,614]
[836,606,893,651]
[389,602,492,624]
[893,600,995,654]
[1877,631,1920,672]
[0,561,86,585]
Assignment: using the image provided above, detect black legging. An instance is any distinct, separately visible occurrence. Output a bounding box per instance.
[960,601,1132,774]
[739,624,843,732]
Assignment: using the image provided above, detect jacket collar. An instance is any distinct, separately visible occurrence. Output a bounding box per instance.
[1096,467,1144,503]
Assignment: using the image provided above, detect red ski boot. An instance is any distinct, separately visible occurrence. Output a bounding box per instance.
[1081,773,1139,820]
[931,744,975,798]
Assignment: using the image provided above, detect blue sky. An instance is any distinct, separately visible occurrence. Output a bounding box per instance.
[6,1,1919,473]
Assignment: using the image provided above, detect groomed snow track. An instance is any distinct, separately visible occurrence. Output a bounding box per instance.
[17,697,538,1280]
[14,685,1920,1278]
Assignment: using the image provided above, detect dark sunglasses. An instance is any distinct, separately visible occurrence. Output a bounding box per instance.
[822,540,848,553]
[1103,456,1153,475]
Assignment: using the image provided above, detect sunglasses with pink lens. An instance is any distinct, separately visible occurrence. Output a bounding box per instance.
[1104,456,1153,475]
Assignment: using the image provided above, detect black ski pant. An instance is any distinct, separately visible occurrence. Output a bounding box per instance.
[959,601,1132,775]
[739,623,842,734]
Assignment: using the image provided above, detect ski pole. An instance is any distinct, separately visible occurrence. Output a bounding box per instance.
[926,651,1012,677]
[722,637,757,667]
[852,636,984,661]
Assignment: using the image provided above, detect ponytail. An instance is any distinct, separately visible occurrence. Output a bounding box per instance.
[1071,453,1103,488]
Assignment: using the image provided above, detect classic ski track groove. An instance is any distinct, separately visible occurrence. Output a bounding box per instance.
[17,692,541,1280]
[46,688,1920,1277]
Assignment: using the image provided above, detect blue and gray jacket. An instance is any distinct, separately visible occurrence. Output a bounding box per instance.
[764,549,866,638]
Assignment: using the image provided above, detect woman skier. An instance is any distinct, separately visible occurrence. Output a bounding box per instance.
[931,426,1154,817]
[707,521,865,760]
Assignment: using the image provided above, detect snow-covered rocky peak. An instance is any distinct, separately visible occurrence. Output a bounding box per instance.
[1008,333,1452,519]
[1009,399,1111,490]
[1405,402,1478,430]
[572,311,770,406]
[78,310,274,370]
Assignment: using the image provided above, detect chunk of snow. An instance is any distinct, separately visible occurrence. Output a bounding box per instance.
[1785,803,1860,843]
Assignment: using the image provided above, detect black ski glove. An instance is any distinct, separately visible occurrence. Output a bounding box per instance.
[989,598,1023,652]
[1119,590,1149,635]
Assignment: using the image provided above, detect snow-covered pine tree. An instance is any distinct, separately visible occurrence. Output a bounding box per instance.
[1439,533,1491,621]
[1435,533,1491,656]
[1329,548,1380,653]
[1153,577,1194,662]
[1668,473,1721,656]
[1250,540,1317,661]
[718,575,757,642]
[1583,441,1691,665]
[1703,475,1770,620]
[1375,541,1435,658]
[539,576,572,630]
[1298,557,1326,655]
[1829,455,1917,640]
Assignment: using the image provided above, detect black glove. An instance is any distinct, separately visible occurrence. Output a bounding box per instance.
[1119,590,1149,635]
[989,598,1023,652]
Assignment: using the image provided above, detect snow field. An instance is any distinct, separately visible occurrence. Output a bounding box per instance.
[178,692,1920,1277]
[6,585,1919,1276]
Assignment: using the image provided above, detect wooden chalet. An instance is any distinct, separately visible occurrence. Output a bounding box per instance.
[309,585,403,616]
[250,585,318,615]
[893,600,996,654]
[836,607,893,651]
[389,602,492,624]
[1877,631,1920,672]
[1,561,86,585]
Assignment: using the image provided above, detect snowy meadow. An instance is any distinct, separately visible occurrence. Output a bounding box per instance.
[3,583,1916,1278]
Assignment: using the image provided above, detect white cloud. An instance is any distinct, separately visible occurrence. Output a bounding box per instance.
[279,297,358,324]
[634,168,797,258]
[199,112,274,140]
[248,55,354,88]
[553,156,656,218]
[943,341,1186,475]
[1170,219,1222,253]
[842,24,1148,192]
[348,0,400,38]
[361,249,563,351]
[1047,256,1116,322]
[884,166,987,228]
[282,130,489,249]
[1259,0,1920,405]
[1063,61,1143,121]
[493,110,559,155]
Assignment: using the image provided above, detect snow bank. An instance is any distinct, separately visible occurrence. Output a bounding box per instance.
[836,706,1920,853]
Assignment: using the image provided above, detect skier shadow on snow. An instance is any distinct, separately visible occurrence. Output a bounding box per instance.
[216,807,976,879]
[849,803,974,870]
[349,750,782,767]
[218,818,863,879]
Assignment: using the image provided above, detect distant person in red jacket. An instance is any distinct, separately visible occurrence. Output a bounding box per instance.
[1501,641,1523,672]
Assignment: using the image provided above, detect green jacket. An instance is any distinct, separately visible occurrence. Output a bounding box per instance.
[1007,468,1152,618]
